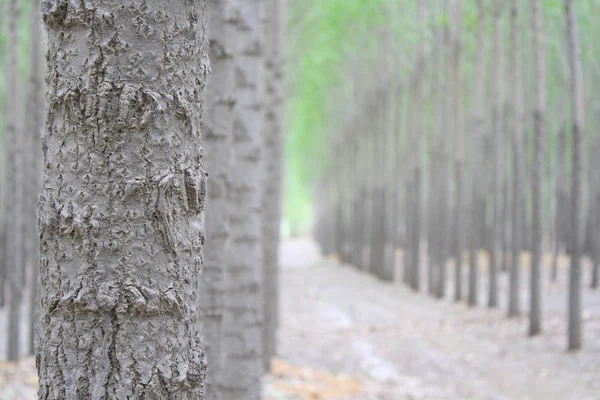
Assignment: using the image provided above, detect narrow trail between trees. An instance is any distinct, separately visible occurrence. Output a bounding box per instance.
[265,238,600,400]
[1,238,599,399]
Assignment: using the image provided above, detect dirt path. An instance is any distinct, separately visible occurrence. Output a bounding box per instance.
[1,238,599,399]
[266,238,600,400]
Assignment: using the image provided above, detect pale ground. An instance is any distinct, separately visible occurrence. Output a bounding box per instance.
[1,238,600,399]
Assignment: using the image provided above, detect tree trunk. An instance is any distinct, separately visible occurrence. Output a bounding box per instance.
[508,0,524,318]
[552,123,567,281]
[221,0,266,397]
[468,0,486,308]
[6,0,24,362]
[262,0,285,368]
[38,1,210,397]
[565,0,585,351]
[489,0,504,309]
[203,0,237,396]
[26,0,44,355]
[529,0,545,336]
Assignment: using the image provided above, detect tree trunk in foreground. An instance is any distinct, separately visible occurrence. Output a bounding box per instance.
[38,1,209,398]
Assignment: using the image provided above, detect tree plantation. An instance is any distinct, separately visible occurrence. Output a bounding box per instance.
[0,0,599,399]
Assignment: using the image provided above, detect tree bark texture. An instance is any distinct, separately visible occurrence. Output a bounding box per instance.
[38,1,210,397]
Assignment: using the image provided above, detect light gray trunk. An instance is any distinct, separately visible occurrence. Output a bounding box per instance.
[508,0,524,318]
[529,0,545,336]
[468,0,486,308]
[565,0,584,351]
[26,0,44,355]
[489,1,504,309]
[6,0,24,362]
[262,0,285,375]
[203,0,237,397]
[221,0,265,398]
[38,1,209,397]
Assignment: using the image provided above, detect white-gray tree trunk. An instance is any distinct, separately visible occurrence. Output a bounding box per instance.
[221,0,265,398]
[38,1,210,397]
[202,1,237,398]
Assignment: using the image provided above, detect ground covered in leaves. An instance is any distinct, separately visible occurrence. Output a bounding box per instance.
[2,238,600,399]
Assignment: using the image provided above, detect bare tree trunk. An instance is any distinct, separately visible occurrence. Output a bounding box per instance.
[221,1,266,397]
[591,107,600,290]
[38,1,209,397]
[203,0,238,397]
[26,0,44,355]
[552,122,567,281]
[6,0,24,362]
[262,1,285,368]
[565,0,585,351]
[468,0,486,308]
[489,0,504,309]
[508,0,524,318]
[529,0,545,336]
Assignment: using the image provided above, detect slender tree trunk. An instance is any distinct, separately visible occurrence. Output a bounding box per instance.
[468,0,486,308]
[529,0,545,336]
[591,107,600,289]
[26,0,44,355]
[203,0,237,396]
[489,1,504,309]
[38,1,210,397]
[565,0,585,351]
[262,0,285,369]
[6,0,24,362]
[552,123,567,281]
[508,0,524,318]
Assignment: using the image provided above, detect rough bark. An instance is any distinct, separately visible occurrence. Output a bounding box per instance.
[529,0,545,336]
[221,0,266,397]
[565,0,585,351]
[203,0,237,397]
[508,0,524,318]
[6,0,24,362]
[38,1,209,397]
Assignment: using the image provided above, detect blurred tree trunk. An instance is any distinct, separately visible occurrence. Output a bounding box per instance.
[468,0,486,307]
[222,0,266,397]
[591,106,600,290]
[6,0,24,362]
[529,0,545,336]
[565,0,585,351]
[552,121,567,281]
[489,0,505,309]
[203,0,237,396]
[508,0,524,318]
[26,0,44,355]
[38,1,209,397]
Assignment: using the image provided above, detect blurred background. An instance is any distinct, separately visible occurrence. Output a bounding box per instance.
[1,0,600,399]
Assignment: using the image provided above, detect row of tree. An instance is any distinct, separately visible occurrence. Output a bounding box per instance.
[0,0,286,398]
[315,0,597,351]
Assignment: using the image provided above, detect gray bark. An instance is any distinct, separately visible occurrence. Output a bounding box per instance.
[489,0,504,309]
[26,0,44,355]
[262,0,285,354]
[38,1,209,397]
[6,0,24,362]
[203,0,237,397]
[221,0,266,397]
[468,0,486,308]
[529,0,545,336]
[565,0,585,351]
[508,0,524,318]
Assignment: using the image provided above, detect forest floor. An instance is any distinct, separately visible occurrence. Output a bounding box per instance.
[1,238,600,399]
